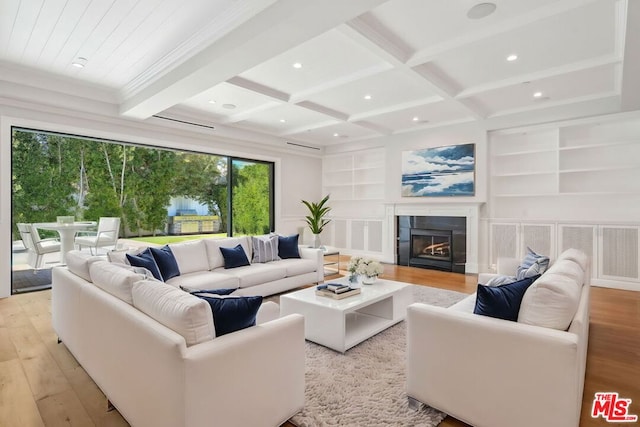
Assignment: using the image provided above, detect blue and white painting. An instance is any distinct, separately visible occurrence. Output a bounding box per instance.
[402,143,475,197]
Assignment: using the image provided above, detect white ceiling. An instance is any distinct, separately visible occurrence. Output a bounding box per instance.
[1,0,639,148]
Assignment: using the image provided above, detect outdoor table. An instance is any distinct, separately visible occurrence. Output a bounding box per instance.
[33,221,97,264]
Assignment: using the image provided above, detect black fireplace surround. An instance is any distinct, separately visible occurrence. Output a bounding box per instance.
[397,215,466,273]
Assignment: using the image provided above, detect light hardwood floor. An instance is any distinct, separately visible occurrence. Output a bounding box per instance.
[1,261,638,427]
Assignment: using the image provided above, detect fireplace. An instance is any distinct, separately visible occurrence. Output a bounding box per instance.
[397,215,466,273]
[410,228,452,270]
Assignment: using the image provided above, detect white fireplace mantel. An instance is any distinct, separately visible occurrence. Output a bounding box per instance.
[382,202,484,274]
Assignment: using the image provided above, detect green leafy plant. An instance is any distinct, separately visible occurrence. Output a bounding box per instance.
[301,194,331,234]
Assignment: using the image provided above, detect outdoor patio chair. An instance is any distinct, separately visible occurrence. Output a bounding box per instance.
[74,217,121,255]
[17,223,61,270]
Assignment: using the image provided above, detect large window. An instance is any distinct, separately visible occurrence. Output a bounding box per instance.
[11,128,274,292]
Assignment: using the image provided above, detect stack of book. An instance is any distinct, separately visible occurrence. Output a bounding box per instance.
[315,283,361,299]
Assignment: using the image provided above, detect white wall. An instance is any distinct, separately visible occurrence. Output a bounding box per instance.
[0,99,322,298]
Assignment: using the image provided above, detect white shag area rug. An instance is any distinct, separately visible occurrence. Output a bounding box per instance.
[287,284,468,427]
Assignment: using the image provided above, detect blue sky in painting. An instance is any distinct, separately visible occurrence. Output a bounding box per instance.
[401,144,475,196]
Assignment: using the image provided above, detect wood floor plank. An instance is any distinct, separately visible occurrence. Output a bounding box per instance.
[36,389,95,427]
[9,324,72,401]
[0,327,18,362]
[0,358,45,427]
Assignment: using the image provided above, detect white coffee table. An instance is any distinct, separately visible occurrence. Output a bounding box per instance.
[280,278,413,353]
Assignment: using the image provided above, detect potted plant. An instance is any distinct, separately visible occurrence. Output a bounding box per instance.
[301,194,331,249]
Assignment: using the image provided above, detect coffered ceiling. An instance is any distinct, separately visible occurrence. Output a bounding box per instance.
[1,0,638,148]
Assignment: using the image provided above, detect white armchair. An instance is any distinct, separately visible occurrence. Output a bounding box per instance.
[406,250,590,427]
[17,223,61,269]
[74,217,121,254]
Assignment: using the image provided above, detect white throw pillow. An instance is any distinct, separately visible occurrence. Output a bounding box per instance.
[89,261,147,305]
[168,240,209,274]
[556,248,588,271]
[517,271,582,330]
[132,280,214,346]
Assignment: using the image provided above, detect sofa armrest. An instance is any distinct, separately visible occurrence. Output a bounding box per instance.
[407,303,582,427]
[184,314,305,427]
[299,246,324,282]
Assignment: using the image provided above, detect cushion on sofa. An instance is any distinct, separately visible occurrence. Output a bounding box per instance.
[251,234,279,263]
[473,275,539,321]
[270,258,317,276]
[107,247,146,265]
[516,247,550,280]
[203,237,251,270]
[150,245,180,281]
[165,271,239,291]
[556,248,589,271]
[278,234,300,259]
[131,280,215,346]
[212,263,287,288]
[484,275,517,287]
[89,261,148,305]
[65,250,103,282]
[127,248,163,281]
[192,293,262,337]
[220,244,251,269]
[169,240,210,274]
[545,259,584,284]
[518,270,583,330]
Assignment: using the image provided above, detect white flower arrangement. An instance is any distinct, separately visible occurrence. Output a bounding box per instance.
[347,256,384,278]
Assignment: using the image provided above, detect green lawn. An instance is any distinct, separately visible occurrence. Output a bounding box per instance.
[128,233,227,245]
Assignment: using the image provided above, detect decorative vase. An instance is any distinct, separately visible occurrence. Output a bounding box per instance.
[362,275,377,285]
[312,233,322,249]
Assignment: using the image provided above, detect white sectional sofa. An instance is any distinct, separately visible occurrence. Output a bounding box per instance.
[111,236,324,296]
[406,249,590,427]
[52,242,309,427]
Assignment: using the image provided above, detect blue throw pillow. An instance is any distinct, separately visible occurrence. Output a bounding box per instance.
[184,288,235,296]
[126,248,163,281]
[193,294,262,336]
[278,234,300,259]
[516,247,550,280]
[473,275,540,321]
[219,244,250,269]
[150,245,180,281]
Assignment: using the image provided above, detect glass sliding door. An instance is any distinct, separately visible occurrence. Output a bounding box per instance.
[11,127,274,294]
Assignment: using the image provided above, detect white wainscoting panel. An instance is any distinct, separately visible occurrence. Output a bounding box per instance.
[600,226,639,281]
[521,224,554,260]
[490,223,518,267]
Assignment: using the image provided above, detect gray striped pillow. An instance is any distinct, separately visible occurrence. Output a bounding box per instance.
[251,235,280,263]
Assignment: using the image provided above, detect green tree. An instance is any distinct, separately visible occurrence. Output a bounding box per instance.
[232,161,271,235]
[12,131,78,234]
[173,153,228,232]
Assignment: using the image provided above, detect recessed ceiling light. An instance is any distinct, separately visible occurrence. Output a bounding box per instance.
[533,92,543,98]
[222,103,236,109]
[71,57,87,68]
[412,117,420,122]
[280,119,286,123]
[364,94,372,100]
[333,133,339,137]
[292,62,302,69]
[506,54,518,62]
[208,100,216,104]
[467,2,497,19]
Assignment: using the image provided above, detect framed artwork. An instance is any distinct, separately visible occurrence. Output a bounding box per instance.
[401,143,475,197]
